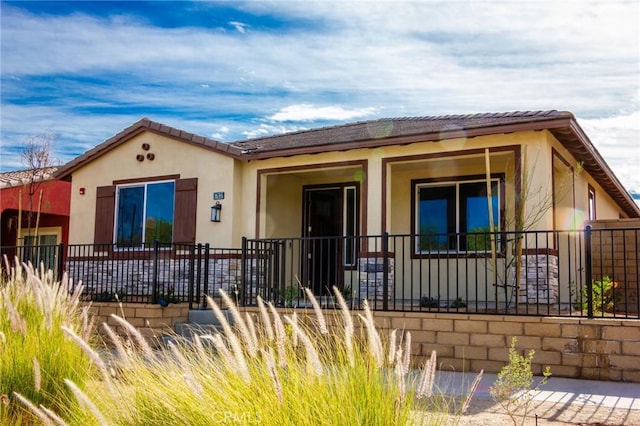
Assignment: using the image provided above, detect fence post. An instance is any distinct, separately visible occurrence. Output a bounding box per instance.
[584,225,593,318]
[203,243,210,309]
[241,237,247,306]
[56,242,65,282]
[279,240,286,300]
[152,240,159,303]
[195,243,203,308]
[382,232,389,311]
[187,244,196,309]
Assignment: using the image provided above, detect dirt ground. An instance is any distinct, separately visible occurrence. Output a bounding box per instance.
[452,397,640,426]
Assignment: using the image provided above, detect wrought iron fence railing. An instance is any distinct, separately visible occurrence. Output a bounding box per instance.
[1,226,638,318]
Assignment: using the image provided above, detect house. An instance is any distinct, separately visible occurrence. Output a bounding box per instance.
[0,167,71,271]
[54,110,640,311]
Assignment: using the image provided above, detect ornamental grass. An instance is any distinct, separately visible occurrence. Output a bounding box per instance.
[1,259,95,424]
[7,263,481,425]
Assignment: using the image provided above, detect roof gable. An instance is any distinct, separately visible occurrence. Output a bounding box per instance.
[55,118,244,179]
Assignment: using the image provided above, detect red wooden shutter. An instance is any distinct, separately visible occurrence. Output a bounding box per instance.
[173,178,198,243]
[94,185,115,244]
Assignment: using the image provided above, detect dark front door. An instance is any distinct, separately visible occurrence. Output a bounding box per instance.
[304,188,342,295]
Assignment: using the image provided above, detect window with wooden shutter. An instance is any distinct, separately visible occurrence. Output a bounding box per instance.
[173,178,198,243]
[95,177,197,247]
[94,185,115,245]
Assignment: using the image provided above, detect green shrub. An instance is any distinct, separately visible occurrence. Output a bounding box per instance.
[574,276,620,313]
[490,337,551,426]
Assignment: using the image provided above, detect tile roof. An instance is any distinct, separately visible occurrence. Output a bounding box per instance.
[229,110,570,154]
[53,110,640,218]
[0,167,59,189]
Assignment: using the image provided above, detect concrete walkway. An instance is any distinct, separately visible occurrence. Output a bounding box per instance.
[435,370,640,411]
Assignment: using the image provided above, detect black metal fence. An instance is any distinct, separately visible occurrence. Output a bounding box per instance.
[1,226,638,318]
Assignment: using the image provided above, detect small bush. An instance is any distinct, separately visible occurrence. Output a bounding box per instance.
[574,276,620,313]
[489,337,551,426]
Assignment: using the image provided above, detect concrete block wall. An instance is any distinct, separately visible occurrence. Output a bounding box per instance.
[240,308,640,383]
[84,301,640,383]
[370,312,640,382]
[86,301,189,342]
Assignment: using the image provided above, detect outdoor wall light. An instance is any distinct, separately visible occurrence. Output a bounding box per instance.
[211,202,222,222]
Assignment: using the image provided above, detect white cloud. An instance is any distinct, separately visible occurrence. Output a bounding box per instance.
[229,21,248,34]
[0,0,638,198]
[578,111,640,196]
[242,123,306,139]
[268,104,378,122]
[210,126,230,140]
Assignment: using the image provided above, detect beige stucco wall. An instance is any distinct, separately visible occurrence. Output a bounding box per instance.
[68,132,237,246]
[240,149,373,240]
[549,134,628,225]
[68,127,631,249]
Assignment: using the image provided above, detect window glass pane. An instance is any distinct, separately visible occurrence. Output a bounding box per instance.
[418,186,455,250]
[116,186,144,247]
[460,181,499,251]
[23,235,37,246]
[39,234,58,245]
[144,181,175,244]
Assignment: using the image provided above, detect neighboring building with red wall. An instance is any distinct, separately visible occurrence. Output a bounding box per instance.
[0,167,71,269]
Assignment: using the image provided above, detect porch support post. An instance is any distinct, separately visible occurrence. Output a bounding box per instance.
[367,156,383,236]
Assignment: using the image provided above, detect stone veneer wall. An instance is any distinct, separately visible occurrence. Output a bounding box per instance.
[517,252,559,304]
[358,254,394,304]
[67,257,258,301]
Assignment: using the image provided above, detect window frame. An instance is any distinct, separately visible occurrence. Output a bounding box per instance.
[412,174,505,256]
[588,184,596,221]
[18,227,61,271]
[113,179,176,249]
[343,185,359,267]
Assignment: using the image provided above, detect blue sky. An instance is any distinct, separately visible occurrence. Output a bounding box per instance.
[1,1,639,199]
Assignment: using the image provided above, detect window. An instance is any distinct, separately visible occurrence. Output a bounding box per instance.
[115,181,175,248]
[20,231,59,271]
[415,178,501,253]
[588,185,596,221]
